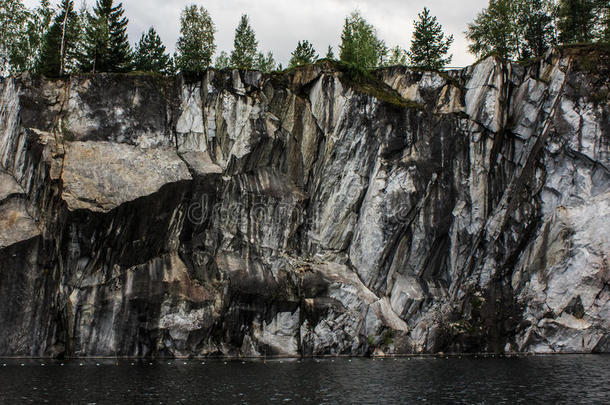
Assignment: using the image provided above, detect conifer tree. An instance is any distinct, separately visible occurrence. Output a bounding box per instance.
[557,0,604,44]
[254,51,276,72]
[214,51,230,69]
[288,40,318,67]
[230,14,258,69]
[133,27,172,74]
[175,5,216,73]
[326,45,335,59]
[78,0,132,73]
[387,45,408,66]
[39,0,80,76]
[339,11,387,69]
[409,7,453,69]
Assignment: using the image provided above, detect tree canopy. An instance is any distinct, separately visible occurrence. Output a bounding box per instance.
[3,0,609,77]
[133,27,173,74]
[557,0,608,44]
[386,46,408,66]
[230,14,258,69]
[409,7,453,69]
[78,0,132,73]
[0,0,30,75]
[38,0,80,76]
[464,0,607,61]
[289,40,318,68]
[1,0,54,74]
[339,11,387,69]
[214,51,230,70]
[255,51,276,72]
[466,0,520,59]
[175,5,216,73]
[518,0,556,58]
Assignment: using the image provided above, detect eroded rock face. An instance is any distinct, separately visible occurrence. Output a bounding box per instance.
[0,47,608,357]
[61,141,191,212]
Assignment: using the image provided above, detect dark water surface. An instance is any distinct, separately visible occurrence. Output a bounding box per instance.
[0,355,608,404]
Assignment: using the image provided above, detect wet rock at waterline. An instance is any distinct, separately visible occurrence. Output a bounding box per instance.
[0,46,608,357]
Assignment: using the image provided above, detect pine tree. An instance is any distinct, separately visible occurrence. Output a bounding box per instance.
[387,45,408,66]
[409,7,453,69]
[38,0,80,77]
[254,51,276,72]
[339,17,356,64]
[339,11,387,69]
[288,40,318,67]
[230,14,258,69]
[214,51,230,69]
[326,45,335,59]
[133,27,172,74]
[78,0,132,73]
[175,5,216,73]
[167,55,177,75]
[557,0,603,44]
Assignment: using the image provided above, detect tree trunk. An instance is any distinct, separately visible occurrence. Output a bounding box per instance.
[59,8,69,76]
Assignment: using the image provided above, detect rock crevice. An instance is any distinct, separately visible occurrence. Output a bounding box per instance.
[0,47,608,357]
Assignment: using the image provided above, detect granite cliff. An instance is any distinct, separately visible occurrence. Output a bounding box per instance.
[0,46,608,358]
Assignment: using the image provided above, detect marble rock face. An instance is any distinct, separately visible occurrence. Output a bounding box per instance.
[0,47,608,357]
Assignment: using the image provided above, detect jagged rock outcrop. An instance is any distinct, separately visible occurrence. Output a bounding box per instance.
[0,45,608,357]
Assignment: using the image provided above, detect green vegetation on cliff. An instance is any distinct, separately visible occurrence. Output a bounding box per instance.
[1,0,608,77]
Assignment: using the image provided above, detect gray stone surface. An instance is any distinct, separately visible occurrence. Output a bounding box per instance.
[0,197,39,248]
[0,170,22,201]
[61,141,192,212]
[0,46,608,357]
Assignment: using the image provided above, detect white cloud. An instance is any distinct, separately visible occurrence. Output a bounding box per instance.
[24,0,488,67]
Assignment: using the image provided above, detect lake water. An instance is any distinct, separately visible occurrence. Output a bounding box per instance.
[0,355,608,404]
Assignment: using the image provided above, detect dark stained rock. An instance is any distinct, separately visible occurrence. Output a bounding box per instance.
[0,47,608,357]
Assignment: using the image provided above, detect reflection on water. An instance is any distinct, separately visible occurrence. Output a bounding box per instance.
[0,355,608,404]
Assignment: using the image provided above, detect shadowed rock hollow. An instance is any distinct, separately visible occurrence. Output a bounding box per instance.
[0,45,608,358]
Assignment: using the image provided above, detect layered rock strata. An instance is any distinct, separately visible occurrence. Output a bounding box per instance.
[0,46,608,357]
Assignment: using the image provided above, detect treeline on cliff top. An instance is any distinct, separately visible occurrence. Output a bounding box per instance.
[0,0,608,78]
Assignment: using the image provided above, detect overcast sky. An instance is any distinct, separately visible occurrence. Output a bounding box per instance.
[24,0,489,67]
